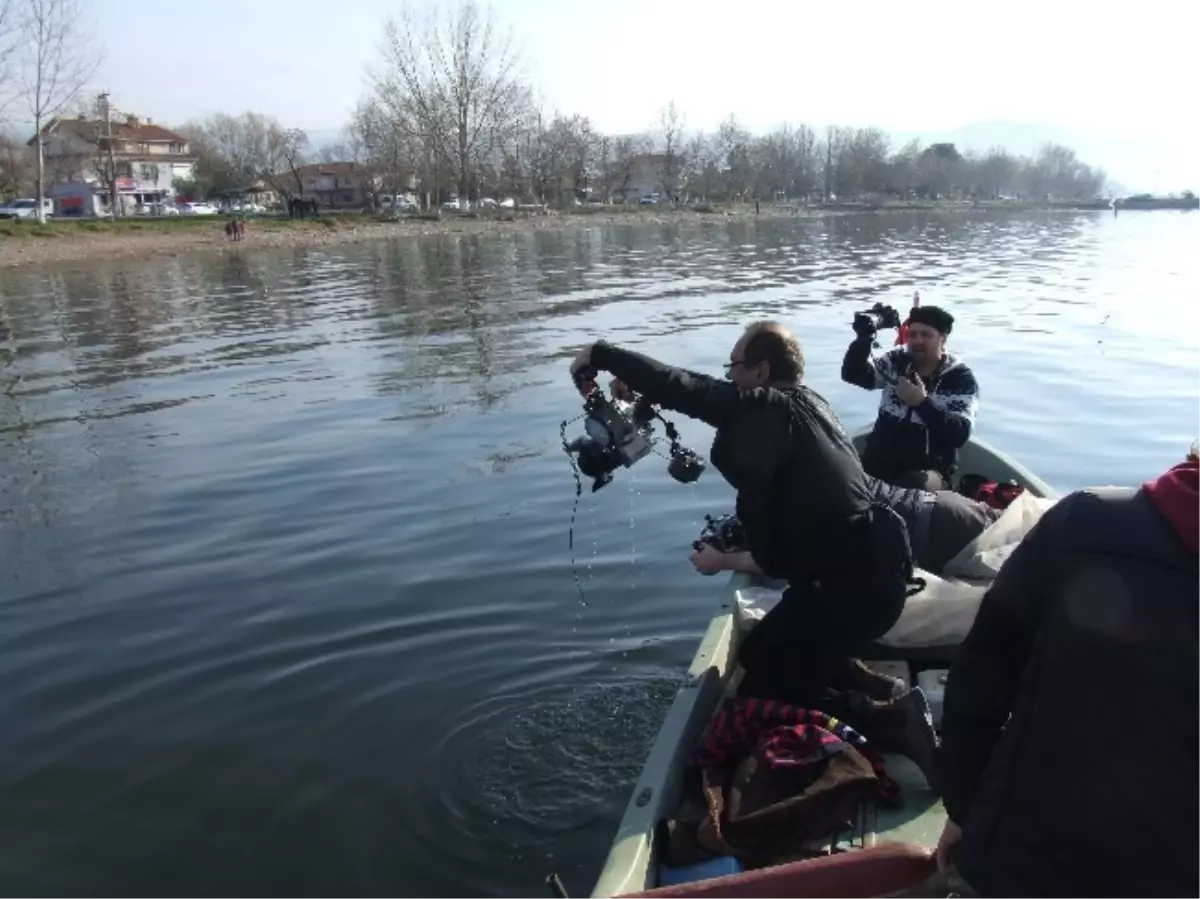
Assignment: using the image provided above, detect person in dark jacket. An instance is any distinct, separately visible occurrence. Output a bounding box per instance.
[933,450,1199,897]
[690,476,1001,578]
[570,322,915,707]
[842,305,978,490]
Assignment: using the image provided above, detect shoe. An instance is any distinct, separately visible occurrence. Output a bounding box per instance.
[817,686,940,794]
[842,658,908,700]
[884,687,940,794]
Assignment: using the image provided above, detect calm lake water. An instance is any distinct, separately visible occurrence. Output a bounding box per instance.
[1,211,1197,897]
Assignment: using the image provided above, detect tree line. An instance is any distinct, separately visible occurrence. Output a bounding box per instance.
[172,0,1108,207]
[0,0,1110,212]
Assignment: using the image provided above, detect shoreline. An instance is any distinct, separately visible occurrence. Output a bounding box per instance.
[0,203,1115,269]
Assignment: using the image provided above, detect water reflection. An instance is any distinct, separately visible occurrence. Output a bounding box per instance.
[0,211,1196,897]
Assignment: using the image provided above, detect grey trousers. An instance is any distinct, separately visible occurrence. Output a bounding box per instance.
[918,492,1001,574]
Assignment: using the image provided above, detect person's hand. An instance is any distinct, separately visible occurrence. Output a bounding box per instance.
[609,378,633,402]
[689,543,731,576]
[570,344,596,395]
[935,820,962,872]
[852,312,877,340]
[895,372,927,407]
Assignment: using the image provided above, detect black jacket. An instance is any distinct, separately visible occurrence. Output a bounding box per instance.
[941,486,1198,898]
[590,342,874,584]
[841,337,978,481]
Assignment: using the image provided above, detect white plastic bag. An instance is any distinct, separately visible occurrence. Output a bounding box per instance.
[733,491,1063,649]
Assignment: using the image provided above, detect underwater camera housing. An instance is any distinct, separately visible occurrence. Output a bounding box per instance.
[693,514,746,554]
[566,366,706,492]
[566,390,654,491]
[853,302,902,339]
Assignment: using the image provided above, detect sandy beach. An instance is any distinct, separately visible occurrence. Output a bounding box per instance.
[0,201,1083,269]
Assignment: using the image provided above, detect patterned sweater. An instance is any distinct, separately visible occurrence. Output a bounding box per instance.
[842,337,979,481]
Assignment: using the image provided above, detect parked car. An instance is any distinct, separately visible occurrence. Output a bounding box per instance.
[0,197,54,220]
[381,195,418,213]
[139,202,179,216]
[178,202,218,216]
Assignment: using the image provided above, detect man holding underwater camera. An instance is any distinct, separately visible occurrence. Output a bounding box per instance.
[569,323,918,708]
[842,299,980,491]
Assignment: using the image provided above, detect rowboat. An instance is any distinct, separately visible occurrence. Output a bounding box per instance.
[589,431,1059,898]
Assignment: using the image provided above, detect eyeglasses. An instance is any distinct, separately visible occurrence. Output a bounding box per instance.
[723,359,747,375]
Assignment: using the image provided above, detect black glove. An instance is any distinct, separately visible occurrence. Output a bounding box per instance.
[572,363,599,393]
[852,312,878,339]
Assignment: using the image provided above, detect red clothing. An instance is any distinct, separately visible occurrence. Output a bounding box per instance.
[1143,458,1198,554]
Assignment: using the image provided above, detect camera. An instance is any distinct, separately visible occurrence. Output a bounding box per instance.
[565,390,655,491]
[693,514,746,554]
[565,366,706,492]
[853,302,902,339]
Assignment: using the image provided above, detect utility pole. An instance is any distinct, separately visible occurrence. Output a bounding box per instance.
[96,91,118,219]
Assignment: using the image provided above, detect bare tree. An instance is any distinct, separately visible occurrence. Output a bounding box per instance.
[178,112,303,202]
[888,138,922,199]
[0,0,21,118]
[557,114,593,201]
[591,134,612,202]
[609,134,649,202]
[332,88,1116,209]
[682,133,718,201]
[15,0,102,221]
[279,127,309,197]
[657,101,685,203]
[342,105,387,210]
[372,0,525,208]
[717,115,752,200]
[0,128,33,194]
[86,92,120,217]
[521,108,558,204]
[350,98,416,208]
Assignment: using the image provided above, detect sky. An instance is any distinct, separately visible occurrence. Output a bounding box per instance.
[30,0,1200,191]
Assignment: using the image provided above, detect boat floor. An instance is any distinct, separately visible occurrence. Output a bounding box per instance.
[709,668,947,861]
[866,753,945,849]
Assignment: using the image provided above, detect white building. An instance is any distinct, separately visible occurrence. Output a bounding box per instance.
[30,113,197,214]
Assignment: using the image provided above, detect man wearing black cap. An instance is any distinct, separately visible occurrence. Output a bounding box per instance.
[842,303,979,491]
